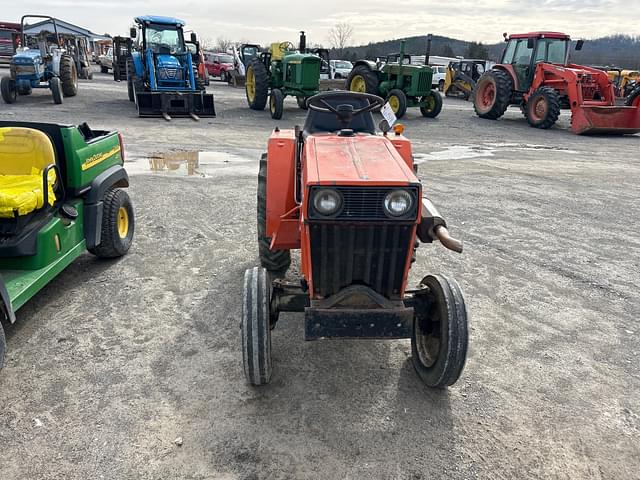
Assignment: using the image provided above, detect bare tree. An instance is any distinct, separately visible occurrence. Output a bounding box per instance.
[328,22,354,57]
[215,37,233,53]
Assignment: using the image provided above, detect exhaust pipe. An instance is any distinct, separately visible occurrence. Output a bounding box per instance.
[425,33,432,65]
[299,31,306,53]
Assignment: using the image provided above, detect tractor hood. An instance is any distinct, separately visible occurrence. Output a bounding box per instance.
[11,49,42,64]
[156,54,181,68]
[306,134,416,185]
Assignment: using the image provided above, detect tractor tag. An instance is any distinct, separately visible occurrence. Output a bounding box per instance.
[381,102,397,127]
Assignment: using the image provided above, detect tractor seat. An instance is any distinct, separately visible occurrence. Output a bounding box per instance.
[0,127,57,219]
[303,96,377,136]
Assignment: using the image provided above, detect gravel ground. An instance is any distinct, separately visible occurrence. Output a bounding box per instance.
[0,67,639,480]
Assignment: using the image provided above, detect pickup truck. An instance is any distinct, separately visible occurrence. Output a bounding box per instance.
[0,120,135,369]
[98,47,113,73]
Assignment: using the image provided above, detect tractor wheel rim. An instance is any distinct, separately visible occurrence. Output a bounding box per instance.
[478,81,496,110]
[117,207,129,239]
[388,95,400,112]
[246,67,255,102]
[270,95,275,113]
[350,75,366,93]
[424,96,435,111]
[531,97,547,122]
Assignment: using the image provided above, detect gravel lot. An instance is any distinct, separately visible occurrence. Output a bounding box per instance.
[0,67,639,480]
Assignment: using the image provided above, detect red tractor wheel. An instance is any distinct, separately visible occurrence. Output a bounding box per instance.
[525,87,561,129]
[472,69,513,120]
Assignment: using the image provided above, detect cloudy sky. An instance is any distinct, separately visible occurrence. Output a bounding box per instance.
[4,1,639,46]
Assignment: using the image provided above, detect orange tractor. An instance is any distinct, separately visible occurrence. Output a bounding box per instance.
[473,32,640,135]
[242,91,468,388]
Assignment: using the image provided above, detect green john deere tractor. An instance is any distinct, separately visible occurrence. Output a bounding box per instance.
[245,31,322,119]
[346,39,443,119]
[0,121,135,369]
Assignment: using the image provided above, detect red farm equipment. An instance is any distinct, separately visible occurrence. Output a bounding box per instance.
[473,32,640,135]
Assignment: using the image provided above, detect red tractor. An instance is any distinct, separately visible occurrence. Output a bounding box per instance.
[242,91,468,388]
[473,32,640,135]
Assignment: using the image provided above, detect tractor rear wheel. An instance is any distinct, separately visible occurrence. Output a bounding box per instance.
[473,69,513,120]
[242,266,273,386]
[420,90,443,118]
[412,275,468,388]
[60,55,78,97]
[1,77,17,104]
[50,77,63,104]
[258,153,291,274]
[624,85,640,107]
[346,65,379,95]
[270,88,284,120]
[88,188,135,258]
[387,89,407,118]
[525,86,561,129]
[246,58,269,110]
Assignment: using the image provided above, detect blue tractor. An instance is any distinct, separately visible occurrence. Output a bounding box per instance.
[1,15,78,105]
[127,16,215,120]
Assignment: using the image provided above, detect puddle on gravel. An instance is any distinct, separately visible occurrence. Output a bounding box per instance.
[414,143,579,163]
[125,150,255,177]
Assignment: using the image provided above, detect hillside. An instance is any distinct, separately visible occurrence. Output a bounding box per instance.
[333,34,640,69]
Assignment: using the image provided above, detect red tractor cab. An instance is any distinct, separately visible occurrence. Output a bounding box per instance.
[242,91,468,388]
[473,31,640,135]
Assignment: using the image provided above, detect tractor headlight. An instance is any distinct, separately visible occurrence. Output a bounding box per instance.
[383,190,413,217]
[313,189,342,216]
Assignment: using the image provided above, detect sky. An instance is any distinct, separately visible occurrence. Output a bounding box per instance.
[3,1,640,46]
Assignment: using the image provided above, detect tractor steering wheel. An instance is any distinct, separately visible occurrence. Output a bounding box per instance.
[307,91,385,122]
[279,41,296,52]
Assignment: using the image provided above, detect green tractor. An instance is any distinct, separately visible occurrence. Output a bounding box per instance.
[0,121,135,369]
[245,31,322,119]
[346,39,443,119]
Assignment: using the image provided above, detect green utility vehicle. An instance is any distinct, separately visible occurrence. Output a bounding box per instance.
[346,39,443,119]
[245,31,322,119]
[0,121,135,368]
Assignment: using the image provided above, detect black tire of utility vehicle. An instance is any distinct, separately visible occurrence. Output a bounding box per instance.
[126,60,136,102]
[50,77,63,104]
[472,69,513,120]
[220,70,227,83]
[269,88,284,120]
[387,89,408,118]
[258,154,291,274]
[411,275,468,388]
[420,90,443,118]
[625,85,640,107]
[101,65,109,73]
[60,55,78,97]
[1,77,17,104]
[246,58,269,110]
[0,322,5,370]
[242,266,273,386]
[345,64,380,95]
[296,96,308,109]
[89,188,135,258]
[525,86,561,129]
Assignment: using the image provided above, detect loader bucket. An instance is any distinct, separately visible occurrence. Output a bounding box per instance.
[571,105,640,135]
[136,91,216,118]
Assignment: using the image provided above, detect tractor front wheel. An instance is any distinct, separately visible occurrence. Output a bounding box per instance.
[257,154,291,274]
[270,88,284,120]
[1,77,17,104]
[242,266,273,386]
[89,188,135,258]
[420,90,443,118]
[525,86,561,129]
[246,58,269,110]
[387,89,407,118]
[60,55,78,97]
[625,85,640,107]
[296,96,308,110]
[411,275,468,388]
[50,77,63,104]
[346,65,379,95]
[473,69,513,120]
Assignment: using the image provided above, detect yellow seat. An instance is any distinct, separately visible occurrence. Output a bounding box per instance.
[0,127,57,218]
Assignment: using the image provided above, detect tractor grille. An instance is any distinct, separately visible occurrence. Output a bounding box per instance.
[309,223,413,299]
[11,64,35,75]
[417,71,431,94]
[158,67,182,80]
[308,186,419,221]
